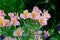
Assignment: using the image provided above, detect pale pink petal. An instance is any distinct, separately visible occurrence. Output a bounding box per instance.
[0,16,4,19]
[43,10,51,18]
[47,14,51,18]
[0,10,4,16]
[33,6,42,14]
[8,13,14,18]
[33,6,39,12]
[20,14,24,18]
[29,13,32,18]
[35,14,40,20]
[13,31,18,36]
[43,20,47,25]
[15,21,20,25]
[20,30,24,36]
[28,13,32,18]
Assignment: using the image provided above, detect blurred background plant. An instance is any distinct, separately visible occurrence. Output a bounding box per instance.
[0,0,60,40]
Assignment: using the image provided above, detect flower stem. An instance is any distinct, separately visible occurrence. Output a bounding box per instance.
[18,37,20,40]
[15,26,16,29]
[5,26,7,30]
[18,36,20,40]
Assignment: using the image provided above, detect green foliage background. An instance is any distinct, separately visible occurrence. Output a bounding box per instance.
[0,0,60,40]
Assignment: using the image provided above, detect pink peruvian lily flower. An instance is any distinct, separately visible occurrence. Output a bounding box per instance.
[29,11,40,20]
[39,16,47,26]
[10,18,20,26]
[13,28,24,36]
[20,10,30,19]
[42,10,51,19]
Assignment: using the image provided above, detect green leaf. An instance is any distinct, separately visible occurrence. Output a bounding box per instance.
[45,0,49,3]
[49,29,54,35]
[51,4,55,10]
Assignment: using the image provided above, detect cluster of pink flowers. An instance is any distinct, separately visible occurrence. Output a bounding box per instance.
[20,6,51,26]
[0,10,20,27]
[0,6,51,27]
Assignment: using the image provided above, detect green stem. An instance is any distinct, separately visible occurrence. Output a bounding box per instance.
[15,26,16,29]
[4,26,7,30]
[34,37,37,40]
[18,36,20,40]
[6,27,7,30]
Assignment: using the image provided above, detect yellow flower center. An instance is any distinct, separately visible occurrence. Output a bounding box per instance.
[5,21,9,26]
[12,19,17,23]
[11,19,17,26]
[32,13,36,18]
[23,11,28,18]
[16,30,20,35]
[39,18,44,23]
[0,18,4,26]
